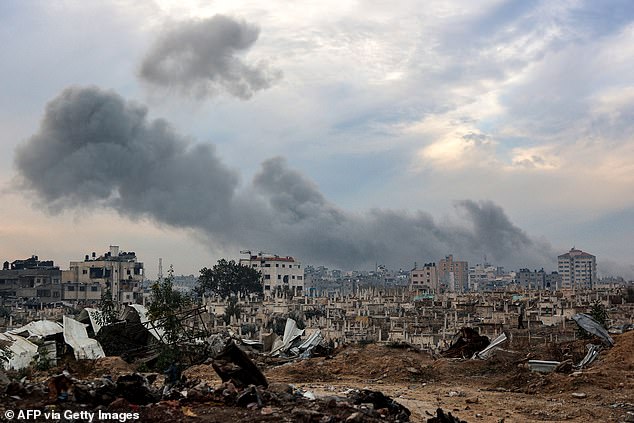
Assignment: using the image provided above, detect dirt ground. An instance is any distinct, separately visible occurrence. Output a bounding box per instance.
[264,331,634,422]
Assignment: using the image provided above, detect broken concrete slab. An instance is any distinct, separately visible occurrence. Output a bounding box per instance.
[212,340,268,388]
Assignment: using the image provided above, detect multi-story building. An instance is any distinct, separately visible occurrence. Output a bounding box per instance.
[0,256,62,304]
[409,263,438,293]
[517,268,546,290]
[558,248,596,290]
[239,252,304,296]
[438,255,468,292]
[65,246,144,303]
[468,263,500,291]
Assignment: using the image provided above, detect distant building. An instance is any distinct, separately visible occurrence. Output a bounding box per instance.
[517,268,547,290]
[558,248,596,290]
[438,255,468,292]
[65,246,144,303]
[409,263,438,293]
[0,256,62,304]
[239,252,304,296]
[468,263,500,291]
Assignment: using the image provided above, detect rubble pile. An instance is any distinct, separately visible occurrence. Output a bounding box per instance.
[441,327,490,359]
[0,371,411,422]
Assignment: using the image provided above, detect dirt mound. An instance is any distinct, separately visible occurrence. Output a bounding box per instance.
[596,330,634,370]
[267,343,435,383]
[93,356,138,377]
[182,364,222,386]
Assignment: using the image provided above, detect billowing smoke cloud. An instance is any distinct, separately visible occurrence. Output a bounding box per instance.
[15,87,554,270]
[139,15,280,99]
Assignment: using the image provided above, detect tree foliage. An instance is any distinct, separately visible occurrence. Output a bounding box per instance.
[148,266,191,345]
[223,296,241,325]
[196,259,262,299]
[96,288,118,327]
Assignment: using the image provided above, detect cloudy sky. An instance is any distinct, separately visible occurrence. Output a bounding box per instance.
[1,0,633,279]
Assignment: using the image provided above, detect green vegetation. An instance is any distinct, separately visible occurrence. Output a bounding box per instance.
[147,266,192,369]
[95,287,118,327]
[196,259,262,299]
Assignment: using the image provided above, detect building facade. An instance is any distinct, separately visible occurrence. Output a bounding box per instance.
[438,255,468,292]
[409,263,438,293]
[239,253,304,296]
[558,248,596,290]
[0,256,62,304]
[66,246,144,303]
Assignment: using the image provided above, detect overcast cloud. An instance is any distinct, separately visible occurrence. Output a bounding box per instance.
[2,1,633,278]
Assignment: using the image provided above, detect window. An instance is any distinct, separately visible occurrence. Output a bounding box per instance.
[275,264,279,267]
[82,269,88,275]
[91,286,98,292]
[264,274,271,280]
[79,286,86,292]
[67,285,75,291]
[277,275,281,279]
[282,264,286,268]
[297,276,303,280]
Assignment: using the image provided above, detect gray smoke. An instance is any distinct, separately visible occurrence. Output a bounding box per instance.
[139,14,280,99]
[15,86,555,270]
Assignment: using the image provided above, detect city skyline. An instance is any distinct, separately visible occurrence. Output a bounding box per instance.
[1,1,633,278]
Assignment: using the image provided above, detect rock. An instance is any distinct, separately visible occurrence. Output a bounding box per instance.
[406,367,420,375]
[571,392,587,399]
[346,412,363,422]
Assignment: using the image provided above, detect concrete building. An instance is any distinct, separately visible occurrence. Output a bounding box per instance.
[517,268,546,290]
[409,263,438,293]
[468,263,500,291]
[0,256,62,304]
[66,246,144,304]
[239,253,304,297]
[558,248,596,290]
[438,255,468,293]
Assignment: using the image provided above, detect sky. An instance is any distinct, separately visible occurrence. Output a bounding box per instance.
[1,0,633,279]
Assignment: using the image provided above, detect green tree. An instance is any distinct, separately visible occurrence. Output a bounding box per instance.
[223,296,241,325]
[196,259,262,299]
[95,288,118,327]
[148,266,191,346]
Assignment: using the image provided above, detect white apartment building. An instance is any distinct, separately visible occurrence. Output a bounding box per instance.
[239,253,304,296]
[558,248,596,290]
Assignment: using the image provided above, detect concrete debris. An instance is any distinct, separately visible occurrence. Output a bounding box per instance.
[62,316,105,360]
[427,407,468,423]
[473,332,507,360]
[212,340,269,388]
[527,360,560,373]
[0,333,38,370]
[8,320,63,340]
[443,327,490,359]
[571,313,615,347]
[575,344,601,369]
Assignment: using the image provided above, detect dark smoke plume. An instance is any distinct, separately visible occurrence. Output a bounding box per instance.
[15,86,554,270]
[139,14,280,99]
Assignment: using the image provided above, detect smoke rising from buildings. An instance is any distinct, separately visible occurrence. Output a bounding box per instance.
[139,14,281,99]
[15,86,555,270]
